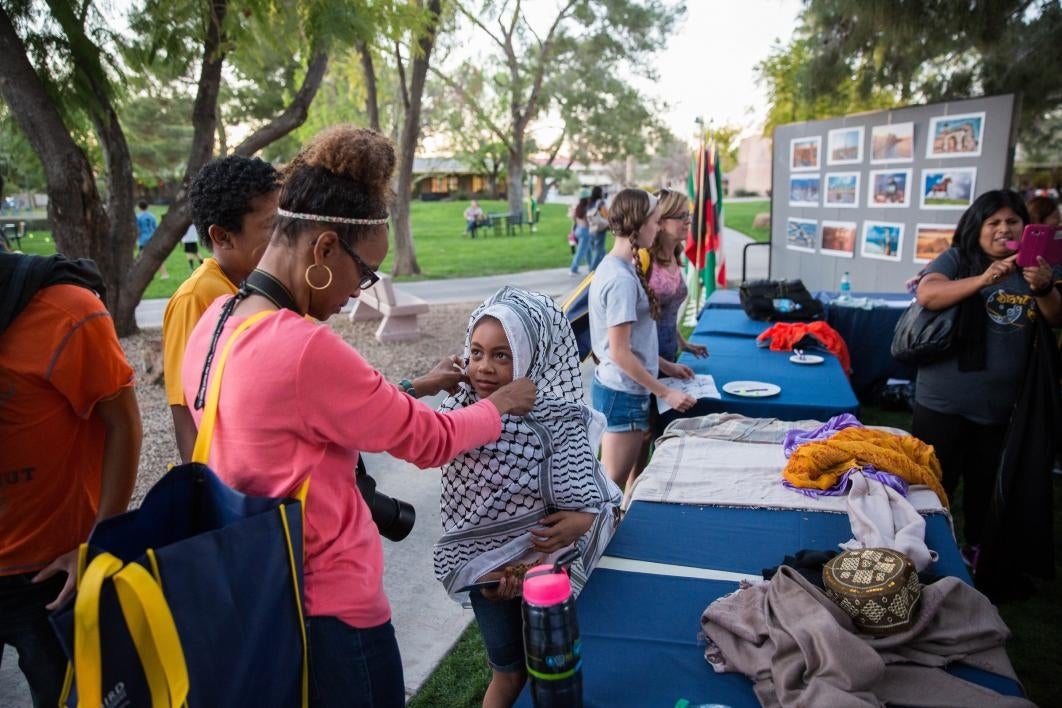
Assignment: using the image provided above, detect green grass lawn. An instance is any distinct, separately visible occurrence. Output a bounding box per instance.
[725,199,770,243]
[13,197,775,300]
[412,402,1060,707]
[12,201,581,299]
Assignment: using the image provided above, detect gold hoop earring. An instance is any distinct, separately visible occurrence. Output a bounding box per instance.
[305,263,333,290]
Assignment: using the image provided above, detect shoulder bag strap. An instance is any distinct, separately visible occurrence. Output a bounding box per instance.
[191,310,276,465]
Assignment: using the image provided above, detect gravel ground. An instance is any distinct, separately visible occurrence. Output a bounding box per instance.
[122,303,475,506]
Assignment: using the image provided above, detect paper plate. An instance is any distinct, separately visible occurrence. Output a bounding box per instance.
[789,354,825,365]
[722,380,782,398]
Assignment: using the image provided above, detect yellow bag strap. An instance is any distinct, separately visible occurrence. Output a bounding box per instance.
[191,310,276,464]
[112,562,190,707]
[74,553,124,708]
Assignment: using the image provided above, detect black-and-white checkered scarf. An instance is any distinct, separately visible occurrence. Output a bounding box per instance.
[434,287,622,598]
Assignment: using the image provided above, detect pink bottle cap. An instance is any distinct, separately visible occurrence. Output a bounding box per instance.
[522,564,572,606]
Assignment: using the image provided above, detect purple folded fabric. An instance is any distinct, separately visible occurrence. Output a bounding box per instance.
[783,466,910,498]
[782,413,863,458]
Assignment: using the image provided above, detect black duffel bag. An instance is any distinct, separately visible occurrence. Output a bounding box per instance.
[889,300,958,365]
[738,279,823,322]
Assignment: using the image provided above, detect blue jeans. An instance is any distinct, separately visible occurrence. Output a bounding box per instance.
[469,589,525,673]
[591,376,651,432]
[0,573,69,708]
[306,616,405,708]
[589,230,607,270]
[569,226,591,273]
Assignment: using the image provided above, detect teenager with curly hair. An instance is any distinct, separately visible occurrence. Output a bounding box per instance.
[588,188,695,490]
[163,155,281,462]
[180,126,535,707]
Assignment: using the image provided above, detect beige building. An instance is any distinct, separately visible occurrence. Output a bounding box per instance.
[726,135,772,196]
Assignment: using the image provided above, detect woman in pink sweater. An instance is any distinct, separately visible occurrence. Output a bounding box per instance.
[182,126,535,708]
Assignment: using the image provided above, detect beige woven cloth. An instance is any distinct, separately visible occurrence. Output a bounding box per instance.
[629,414,945,514]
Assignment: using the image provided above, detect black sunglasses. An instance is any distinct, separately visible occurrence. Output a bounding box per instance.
[336,238,381,290]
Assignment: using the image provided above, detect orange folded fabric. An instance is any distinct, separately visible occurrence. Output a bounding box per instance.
[756,321,852,373]
[782,427,948,508]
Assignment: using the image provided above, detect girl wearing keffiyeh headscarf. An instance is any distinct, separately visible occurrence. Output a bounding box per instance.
[434,286,622,707]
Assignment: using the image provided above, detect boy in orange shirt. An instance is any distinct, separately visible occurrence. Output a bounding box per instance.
[163,156,280,462]
[0,253,141,706]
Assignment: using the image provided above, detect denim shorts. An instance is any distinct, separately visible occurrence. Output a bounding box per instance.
[591,377,651,432]
[469,589,525,673]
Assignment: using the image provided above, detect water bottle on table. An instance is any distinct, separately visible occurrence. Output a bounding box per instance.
[523,557,583,707]
[838,271,852,302]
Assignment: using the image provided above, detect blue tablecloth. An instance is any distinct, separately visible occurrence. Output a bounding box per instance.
[691,309,769,338]
[658,332,859,426]
[700,289,916,397]
[703,289,743,310]
[815,291,917,396]
[515,501,1023,707]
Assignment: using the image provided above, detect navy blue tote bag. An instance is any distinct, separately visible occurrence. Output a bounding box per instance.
[51,310,309,707]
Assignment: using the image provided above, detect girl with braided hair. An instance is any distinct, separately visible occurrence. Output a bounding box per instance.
[434,286,621,708]
[588,188,696,489]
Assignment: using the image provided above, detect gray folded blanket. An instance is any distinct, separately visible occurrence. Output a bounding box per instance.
[701,566,1032,707]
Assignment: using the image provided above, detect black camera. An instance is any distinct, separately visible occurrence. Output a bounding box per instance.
[356,459,415,542]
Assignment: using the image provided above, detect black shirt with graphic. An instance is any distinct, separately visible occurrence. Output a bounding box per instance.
[915,247,1061,425]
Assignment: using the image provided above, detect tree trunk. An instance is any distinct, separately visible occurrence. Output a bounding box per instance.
[0,6,110,286]
[112,0,229,334]
[356,40,380,132]
[506,139,524,217]
[536,179,551,204]
[391,0,442,277]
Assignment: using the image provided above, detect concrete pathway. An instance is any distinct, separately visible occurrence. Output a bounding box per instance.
[133,267,581,329]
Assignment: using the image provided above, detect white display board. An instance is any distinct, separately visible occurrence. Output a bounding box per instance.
[769,94,1017,293]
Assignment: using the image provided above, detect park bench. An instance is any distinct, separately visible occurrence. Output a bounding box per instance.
[349,273,429,343]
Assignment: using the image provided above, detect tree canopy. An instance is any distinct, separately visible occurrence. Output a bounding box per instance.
[759,0,1062,146]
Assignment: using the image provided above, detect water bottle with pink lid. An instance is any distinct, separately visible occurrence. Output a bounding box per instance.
[522,551,583,707]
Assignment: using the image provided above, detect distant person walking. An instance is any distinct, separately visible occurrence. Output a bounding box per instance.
[586,186,609,269]
[569,197,591,275]
[137,199,169,280]
[182,222,204,271]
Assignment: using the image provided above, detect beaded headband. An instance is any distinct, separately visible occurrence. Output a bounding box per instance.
[277,207,389,226]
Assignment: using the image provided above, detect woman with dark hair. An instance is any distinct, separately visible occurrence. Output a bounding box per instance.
[588,188,695,489]
[180,126,535,707]
[912,189,1062,564]
[569,196,591,274]
[586,185,609,269]
[1026,194,1060,226]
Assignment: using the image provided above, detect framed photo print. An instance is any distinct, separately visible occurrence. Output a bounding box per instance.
[790,136,821,171]
[861,221,905,262]
[870,122,914,163]
[926,112,985,158]
[827,126,864,165]
[786,218,818,253]
[867,169,912,208]
[824,172,860,208]
[920,167,976,209]
[788,174,821,207]
[820,221,857,258]
[914,224,956,263]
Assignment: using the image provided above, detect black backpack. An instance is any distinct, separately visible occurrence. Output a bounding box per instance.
[738,279,824,322]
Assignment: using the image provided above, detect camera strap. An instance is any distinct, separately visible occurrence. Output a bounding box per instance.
[194,269,299,410]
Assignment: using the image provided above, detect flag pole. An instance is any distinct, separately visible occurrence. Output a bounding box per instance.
[693,130,708,313]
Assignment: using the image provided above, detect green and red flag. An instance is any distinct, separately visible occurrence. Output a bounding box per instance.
[684,141,727,297]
